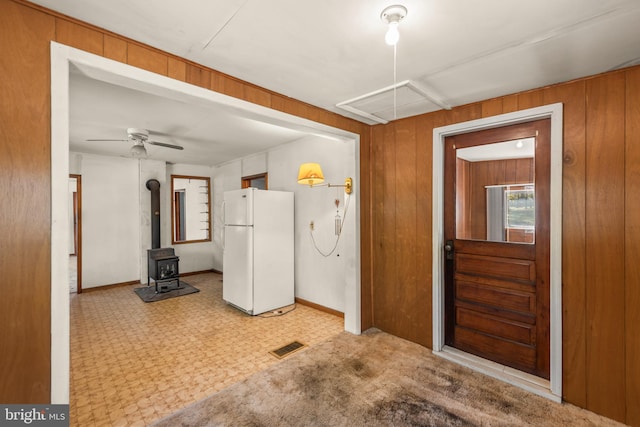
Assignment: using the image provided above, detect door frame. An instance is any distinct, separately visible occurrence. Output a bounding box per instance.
[432,103,563,401]
[70,174,82,293]
[50,42,361,403]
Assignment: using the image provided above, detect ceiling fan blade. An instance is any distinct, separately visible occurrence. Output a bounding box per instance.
[147,140,184,150]
[86,139,128,142]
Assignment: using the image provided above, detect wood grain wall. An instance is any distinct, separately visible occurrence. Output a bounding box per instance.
[0,0,372,404]
[0,0,54,403]
[370,69,640,425]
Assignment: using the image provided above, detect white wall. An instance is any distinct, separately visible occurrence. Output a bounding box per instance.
[70,153,140,289]
[70,153,217,288]
[211,161,243,270]
[270,137,355,314]
[138,158,167,283]
[212,136,355,314]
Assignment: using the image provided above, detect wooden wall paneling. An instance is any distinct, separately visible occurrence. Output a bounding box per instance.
[167,57,187,82]
[55,18,103,55]
[374,123,400,334]
[0,0,54,403]
[371,125,386,327]
[502,94,519,113]
[381,122,399,334]
[450,103,482,126]
[414,113,435,347]
[338,116,367,136]
[243,85,272,108]
[186,64,211,89]
[469,162,487,239]
[394,118,419,343]
[299,103,324,124]
[127,43,168,76]
[103,35,127,63]
[543,80,587,407]
[212,73,249,99]
[584,72,626,422]
[359,128,374,331]
[517,89,544,110]
[503,159,517,183]
[625,66,640,427]
[514,158,533,184]
[456,158,471,240]
[481,98,503,118]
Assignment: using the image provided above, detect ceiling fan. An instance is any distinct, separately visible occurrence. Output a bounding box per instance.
[87,128,184,157]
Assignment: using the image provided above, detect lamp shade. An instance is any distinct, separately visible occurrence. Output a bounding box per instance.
[297,162,325,186]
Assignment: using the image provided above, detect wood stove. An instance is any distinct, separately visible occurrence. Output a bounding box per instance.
[147,248,181,293]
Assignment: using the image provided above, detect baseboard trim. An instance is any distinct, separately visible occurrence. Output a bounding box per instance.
[80,270,221,293]
[295,298,344,319]
[82,280,139,292]
[181,268,221,277]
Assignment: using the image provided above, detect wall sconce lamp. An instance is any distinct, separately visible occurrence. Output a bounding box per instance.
[297,162,353,194]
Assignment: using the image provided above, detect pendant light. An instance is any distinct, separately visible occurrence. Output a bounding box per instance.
[381,5,407,120]
[381,5,407,46]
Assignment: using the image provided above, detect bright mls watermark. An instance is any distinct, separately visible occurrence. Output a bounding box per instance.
[1,405,68,426]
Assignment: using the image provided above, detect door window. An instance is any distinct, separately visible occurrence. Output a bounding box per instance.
[455,137,535,244]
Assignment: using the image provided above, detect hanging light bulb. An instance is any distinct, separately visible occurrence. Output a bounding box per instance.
[385,21,400,45]
[381,5,407,46]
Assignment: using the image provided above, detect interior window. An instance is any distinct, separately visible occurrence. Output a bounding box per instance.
[171,175,211,244]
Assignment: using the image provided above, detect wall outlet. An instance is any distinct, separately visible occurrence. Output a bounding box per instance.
[309,220,314,230]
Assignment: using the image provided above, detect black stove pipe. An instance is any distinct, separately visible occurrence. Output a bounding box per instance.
[146,179,161,249]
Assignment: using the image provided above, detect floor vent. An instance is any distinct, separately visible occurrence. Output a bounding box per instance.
[270,341,306,359]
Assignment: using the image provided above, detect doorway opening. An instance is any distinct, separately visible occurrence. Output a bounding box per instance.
[432,104,563,401]
[69,174,82,293]
[51,42,361,403]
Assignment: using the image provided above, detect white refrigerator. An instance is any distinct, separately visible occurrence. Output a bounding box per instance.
[222,188,294,315]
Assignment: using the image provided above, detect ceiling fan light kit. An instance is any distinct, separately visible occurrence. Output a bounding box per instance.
[87,127,184,158]
[130,142,147,158]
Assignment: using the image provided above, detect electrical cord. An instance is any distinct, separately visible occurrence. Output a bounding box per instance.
[309,193,351,257]
[257,303,297,318]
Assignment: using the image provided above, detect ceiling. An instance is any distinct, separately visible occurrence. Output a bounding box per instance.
[69,66,315,165]
[33,0,640,165]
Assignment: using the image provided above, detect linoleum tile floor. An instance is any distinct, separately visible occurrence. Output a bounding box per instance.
[70,272,343,426]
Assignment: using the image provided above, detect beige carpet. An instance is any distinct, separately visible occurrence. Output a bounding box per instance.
[152,329,622,426]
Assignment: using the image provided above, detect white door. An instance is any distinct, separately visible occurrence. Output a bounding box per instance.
[222,225,254,313]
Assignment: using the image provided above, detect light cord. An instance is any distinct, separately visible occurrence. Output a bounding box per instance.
[309,194,351,257]
[393,42,397,120]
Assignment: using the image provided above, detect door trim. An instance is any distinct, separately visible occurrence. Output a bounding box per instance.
[432,103,563,401]
[70,174,82,294]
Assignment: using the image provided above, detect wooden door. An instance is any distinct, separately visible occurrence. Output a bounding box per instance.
[444,119,550,379]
